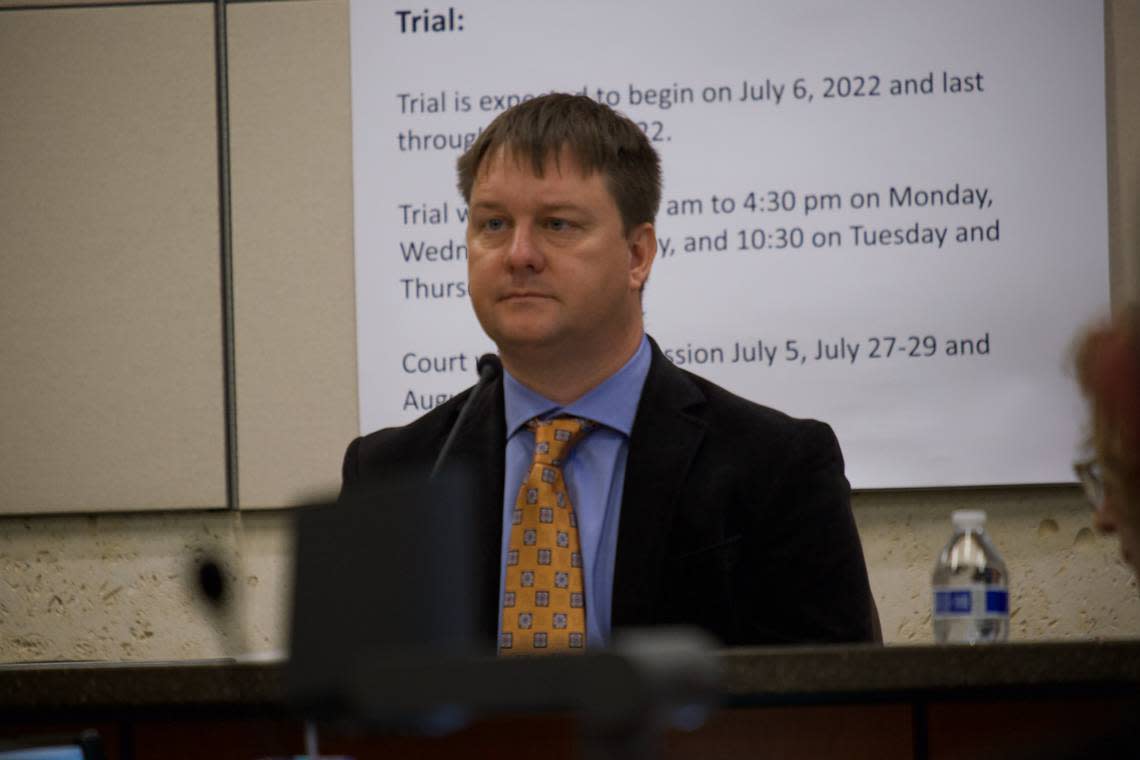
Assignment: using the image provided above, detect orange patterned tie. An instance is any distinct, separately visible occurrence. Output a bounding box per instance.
[500,417,594,655]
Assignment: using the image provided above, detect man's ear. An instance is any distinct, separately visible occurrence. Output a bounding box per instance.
[627,222,657,292]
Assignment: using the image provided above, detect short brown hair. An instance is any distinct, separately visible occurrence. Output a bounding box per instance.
[456,93,661,233]
[1075,306,1140,505]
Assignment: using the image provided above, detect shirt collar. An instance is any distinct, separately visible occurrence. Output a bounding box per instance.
[503,334,652,438]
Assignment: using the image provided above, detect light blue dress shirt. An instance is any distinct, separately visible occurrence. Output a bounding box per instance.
[498,335,652,649]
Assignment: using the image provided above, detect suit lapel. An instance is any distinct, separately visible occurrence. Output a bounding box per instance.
[611,341,706,628]
[446,377,507,642]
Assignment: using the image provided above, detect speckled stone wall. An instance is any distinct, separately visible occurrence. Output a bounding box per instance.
[854,488,1140,644]
[2,490,1137,663]
[0,511,294,662]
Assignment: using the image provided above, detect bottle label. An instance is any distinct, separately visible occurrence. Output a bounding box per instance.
[933,585,1009,619]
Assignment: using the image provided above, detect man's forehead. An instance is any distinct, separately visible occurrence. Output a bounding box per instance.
[476,143,596,185]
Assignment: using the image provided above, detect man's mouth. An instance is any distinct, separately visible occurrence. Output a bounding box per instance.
[501,291,553,301]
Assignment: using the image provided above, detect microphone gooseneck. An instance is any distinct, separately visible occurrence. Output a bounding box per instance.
[192,551,252,660]
[430,353,502,479]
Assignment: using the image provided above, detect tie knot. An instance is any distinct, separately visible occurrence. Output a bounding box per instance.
[528,417,595,466]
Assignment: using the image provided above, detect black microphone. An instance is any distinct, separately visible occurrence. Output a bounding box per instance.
[430,353,502,479]
[198,558,228,607]
[192,552,252,660]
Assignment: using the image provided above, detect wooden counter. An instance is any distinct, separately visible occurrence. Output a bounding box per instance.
[3,640,1139,759]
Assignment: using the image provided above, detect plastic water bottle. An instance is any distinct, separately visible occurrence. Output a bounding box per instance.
[932,510,1009,644]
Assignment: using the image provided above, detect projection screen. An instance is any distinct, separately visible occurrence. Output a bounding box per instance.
[348,0,1109,488]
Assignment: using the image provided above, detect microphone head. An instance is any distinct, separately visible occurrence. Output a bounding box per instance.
[197,557,229,608]
[476,353,502,380]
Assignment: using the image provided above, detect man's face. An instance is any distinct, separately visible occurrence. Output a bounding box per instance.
[466,147,654,362]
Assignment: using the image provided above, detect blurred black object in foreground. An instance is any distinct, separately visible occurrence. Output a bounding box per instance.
[289,465,484,718]
[287,464,719,758]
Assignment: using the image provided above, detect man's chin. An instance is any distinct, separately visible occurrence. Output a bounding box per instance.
[484,311,562,345]
[493,330,561,353]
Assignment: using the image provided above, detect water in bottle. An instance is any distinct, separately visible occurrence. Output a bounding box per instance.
[932,510,1009,644]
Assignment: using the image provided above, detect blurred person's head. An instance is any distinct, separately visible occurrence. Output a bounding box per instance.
[1074,306,1140,575]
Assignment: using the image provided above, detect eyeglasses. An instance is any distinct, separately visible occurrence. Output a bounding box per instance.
[1073,457,1105,511]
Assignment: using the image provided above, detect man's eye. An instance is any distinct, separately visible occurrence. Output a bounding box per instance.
[484,218,506,232]
[546,218,572,232]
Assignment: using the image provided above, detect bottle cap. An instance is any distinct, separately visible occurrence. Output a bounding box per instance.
[951,509,986,530]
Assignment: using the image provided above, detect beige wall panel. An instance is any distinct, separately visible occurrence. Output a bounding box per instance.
[0,5,226,513]
[0,1,178,7]
[228,0,357,508]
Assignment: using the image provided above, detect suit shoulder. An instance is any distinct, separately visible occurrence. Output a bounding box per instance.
[682,368,836,448]
[352,387,474,471]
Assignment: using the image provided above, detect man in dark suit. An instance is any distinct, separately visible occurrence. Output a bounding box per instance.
[343,94,876,649]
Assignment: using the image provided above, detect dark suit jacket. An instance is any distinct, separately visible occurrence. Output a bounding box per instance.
[342,338,876,646]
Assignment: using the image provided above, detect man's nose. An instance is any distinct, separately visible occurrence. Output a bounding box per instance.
[506,224,544,272]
